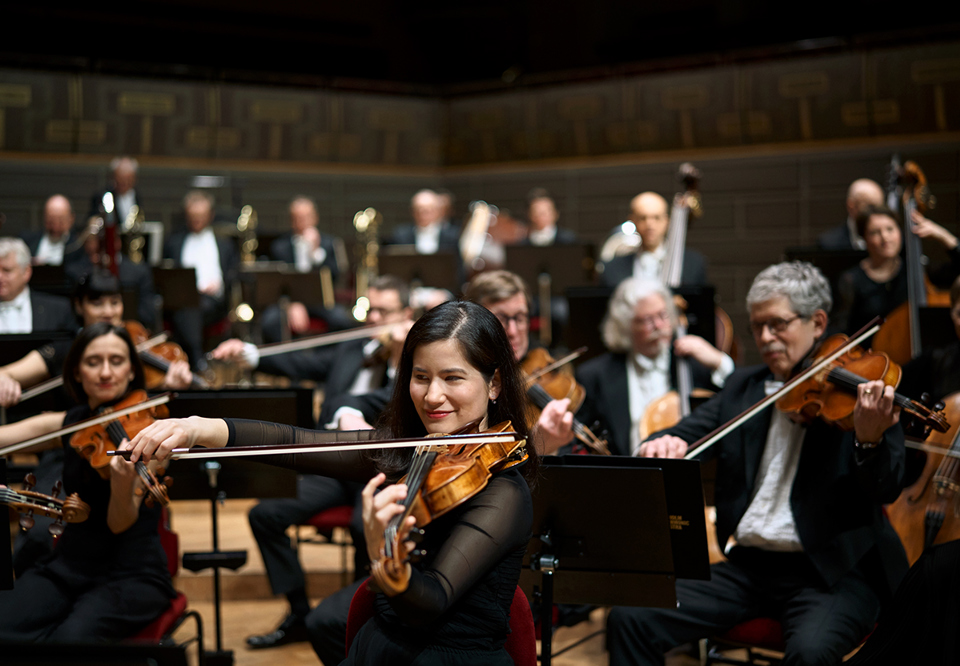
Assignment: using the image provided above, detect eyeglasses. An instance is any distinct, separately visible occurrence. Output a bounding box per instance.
[632,310,670,330]
[749,314,802,337]
[494,312,529,329]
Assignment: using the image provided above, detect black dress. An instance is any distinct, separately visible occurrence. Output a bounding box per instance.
[0,403,176,642]
[836,263,907,336]
[224,419,533,666]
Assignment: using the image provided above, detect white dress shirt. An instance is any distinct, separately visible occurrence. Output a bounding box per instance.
[414,224,442,255]
[292,234,327,273]
[528,226,558,246]
[733,380,805,552]
[627,346,672,456]
[632,244,667,281]
[0,287,33,333]
[116,190,137,224]
[35,235,67,266]
[180,229,224,298]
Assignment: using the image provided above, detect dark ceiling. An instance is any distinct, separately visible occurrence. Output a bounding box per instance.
[4,1,960,95]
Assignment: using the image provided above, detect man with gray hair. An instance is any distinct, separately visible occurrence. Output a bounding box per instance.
[574,275,733,457]
[90,156,140,223]
[0,237,75,334]
[607,261,907,666]
[384,189,461,254]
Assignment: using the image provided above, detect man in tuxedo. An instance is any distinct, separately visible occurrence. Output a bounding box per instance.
[600,192,708,288]
[162,190,238,368]
[0,237,75,334]
[20,195,78,266]
[817,178,885,251]
[607,261,908,666]
[519,188,579,246]
[574,276,733,457]
[384,189,460,253]
[89,156,140,224]
[260,196,351,341]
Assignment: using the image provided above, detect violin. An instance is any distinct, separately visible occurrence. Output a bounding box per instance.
[123,321,207,389]
[370,420,528,596]
[886,390,960,565]
[873,159,951,365]
[70,389,173,507]
[2,474,90,537]
[520,348,610,455]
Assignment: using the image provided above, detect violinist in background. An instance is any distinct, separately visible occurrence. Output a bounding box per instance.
[607,261,906,666]
[517,188,579,247]
[0,323,176,641]
[599,192,708,289]
[817,178,885,251]
[0,269,191,576]
[574,276,733,458]
[126,300,538,666]
[0,237,76,335]
[463,270,575,454]
[835,204,960,335]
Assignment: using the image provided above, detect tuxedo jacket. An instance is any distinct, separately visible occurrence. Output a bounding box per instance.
[656,364,908,595]
[317,382,395,429]
[88,189,141,220]
[574,350,717,458]
[383,223,461,251]
[269,232,342,284]
[258,338,390,401]
[517,227,580,246]
[817,224,856,250]
[29,290,77,333]
[598,249,708,289]
[162,230,239,302]
[20,230,82,265]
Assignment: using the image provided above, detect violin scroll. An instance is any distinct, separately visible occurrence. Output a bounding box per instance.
[2,475,91,538]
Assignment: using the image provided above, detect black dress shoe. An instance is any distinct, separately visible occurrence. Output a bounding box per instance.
[246,614,309,649]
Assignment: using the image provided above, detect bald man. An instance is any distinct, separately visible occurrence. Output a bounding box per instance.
[21,195,77,266]
[599,191,708,288]
[817,178,885,251]
[383,189,461,254]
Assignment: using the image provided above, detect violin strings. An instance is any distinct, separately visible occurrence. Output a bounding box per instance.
[826,367,912,409]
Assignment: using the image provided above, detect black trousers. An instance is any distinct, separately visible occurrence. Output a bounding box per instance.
[305,577,365,665]
[169,293,227,369]
[249,475,365,597]
[607,548,880,666]
[12,449,63,578]
[259,303,354,343]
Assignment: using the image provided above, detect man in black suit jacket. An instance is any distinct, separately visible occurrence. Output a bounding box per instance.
[518,188,579,246]
[260,196,351,341]
[817,178,885,251]
[0,237,75,334]
[383,189,461,252]
[575,276,733,457]
[88,156,141,223]
[599,191,708,288]
[607,261,907,666]
[20,195,80,267]
[162,190,239,367]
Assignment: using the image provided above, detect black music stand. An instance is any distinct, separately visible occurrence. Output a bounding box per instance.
[153,266,201,310]
[378,248,461,294]
[28,264,71,297]
[157,388,310,666]
[522,455,709,665]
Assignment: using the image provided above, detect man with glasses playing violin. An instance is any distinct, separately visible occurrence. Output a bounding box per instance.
[607,261,908,666]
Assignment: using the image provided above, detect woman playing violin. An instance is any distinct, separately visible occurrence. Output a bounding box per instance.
[608,261,907,666]
[126,300,538,665]
[0,323,176,641]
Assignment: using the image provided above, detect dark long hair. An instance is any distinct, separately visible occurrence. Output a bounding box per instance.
[372,300,538,485]
[63,322,145,405]
[72,270,122,324]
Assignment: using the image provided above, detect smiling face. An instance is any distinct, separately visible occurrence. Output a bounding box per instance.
[409,338,500,434]
[74,333,135,409]
[749,296,825,379]
[76,293,124,326]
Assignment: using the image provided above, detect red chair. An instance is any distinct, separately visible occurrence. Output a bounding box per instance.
[131,507,204,651]
[705,617,785,665]
[296,504,356,587]
[345,580,537,666]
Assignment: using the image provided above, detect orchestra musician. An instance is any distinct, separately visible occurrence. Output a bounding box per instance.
[600,192,708,289]
[518,188,579,246]
[125,300,538,666]
[817,178,885,251]
[463,270,575,454]
[20,195,79,266]
[1,269,191,576]
[606,261,907,666]
[0,237,76,335]
[574,276,734,457]
[162,190,239,369]
[835,204,960,336]
[0,323,176,641]
[89,156,141,224]
[259,196,353,342]
[383,189,461,254]
[211,274,414,652]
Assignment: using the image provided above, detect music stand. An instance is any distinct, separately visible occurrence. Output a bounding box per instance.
[505,244,596,295]
[157,388,310,666]
[28,264,71,297]
[522,455,708,665]
[247,270,325,307]
[153,266,200,309]
[378,248,461,294]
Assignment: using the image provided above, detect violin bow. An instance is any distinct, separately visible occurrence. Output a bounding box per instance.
[212,323,394,361]
[524,347,587,384]
[108,430,523,461]
[0,393,173,456]
[683,319,881,460]
[17,333,170,403]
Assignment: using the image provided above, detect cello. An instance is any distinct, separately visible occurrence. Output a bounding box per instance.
[872,160,951,365]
